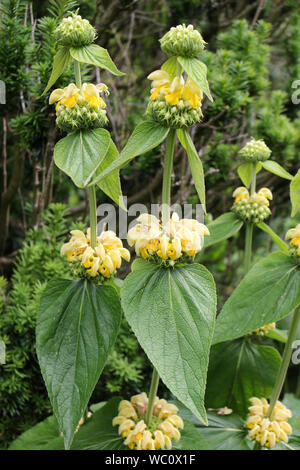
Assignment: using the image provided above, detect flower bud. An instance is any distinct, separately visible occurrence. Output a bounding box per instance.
[55,13,96,47]
[239,138,271,163]
[160,24,206,58]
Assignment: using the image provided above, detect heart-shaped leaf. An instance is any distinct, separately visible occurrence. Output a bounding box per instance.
[36,279,122,449]
[91,120,169,186]
[54,129,110,188]
[121,260,217,424]
[206,338,281,418]
[213,252,300,344]
[70,44,124,76]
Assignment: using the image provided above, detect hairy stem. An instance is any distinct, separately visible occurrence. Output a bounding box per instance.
[74,59,82,89]
[88,186,98,249]
[250,163,256,196]
[244,163,256,273]
[161,129,176,226]
[145,367,160,425]
[74,59,97,248]
[267,305,300,418]
[244,223,254,273]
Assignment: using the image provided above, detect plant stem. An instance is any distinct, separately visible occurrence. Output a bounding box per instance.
[244,163,256,273]
[267,305,300,418]
[244,222,254,273]
[145,367,160,425]
[73,59,97,247]
[250,163,256,196]
[74,59,82,89]
[145,131,176,425]
[88,185,97,249]
[161,129,176,226]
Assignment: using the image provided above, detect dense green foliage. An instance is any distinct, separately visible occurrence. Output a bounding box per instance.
[1,0,300,449]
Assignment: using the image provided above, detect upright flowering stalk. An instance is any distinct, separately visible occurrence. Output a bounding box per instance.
[36,10,129,450]
[237,138,272,273]
[113,25,217,438]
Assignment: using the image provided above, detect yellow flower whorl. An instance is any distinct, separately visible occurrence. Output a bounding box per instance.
[60,228,130,281]
[246,397,292,449]
[113,393,184,450]
[127,213,210,265]
[49,83,109,132]
[147,70,203,128]
[285,224,300,258]
[232,187,272,223]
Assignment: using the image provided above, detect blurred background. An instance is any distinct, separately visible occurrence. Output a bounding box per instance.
[0,0,300,448]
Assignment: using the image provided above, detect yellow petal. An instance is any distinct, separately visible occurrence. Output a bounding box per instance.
[49,88,64,104]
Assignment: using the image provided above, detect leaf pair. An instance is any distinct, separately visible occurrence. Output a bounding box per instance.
[44,44,124,94]
[91,120,207,210]
[54,129,124,208]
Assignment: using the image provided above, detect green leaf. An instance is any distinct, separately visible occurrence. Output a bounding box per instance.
[70,44,124,76]
[91,120,169,186]
[174,420,211,450]
[213,252,300,344]
[54,129,110,188]
[93,138,125,209]
[175,402,250,450]
[36,279,122,449]
[204,212,243,248]
[205,338,281,418]
[162,57,178,80]
[257,222,289,254]
[177,56,213,101]
[9,416,63,450]
[237,162,261,187]
[43,47,70,95]
[291,169,300,217]
[261,160,293,181]
[71,398,126,450]
[9,397,211,451]
[121,260,217,424]
[177,129,206,211]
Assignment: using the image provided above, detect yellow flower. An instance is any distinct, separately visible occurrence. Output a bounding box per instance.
[286,224,300,256]
[49,83,80,111]
[148,70,203,110]
[232,187,272,223]
[113,393,183,450]
[49,82,108,111]
[252,323,276,336]
[233,187,249,203]
[246,397,292,449]
[61,228,130,279]
[127,213,209,262]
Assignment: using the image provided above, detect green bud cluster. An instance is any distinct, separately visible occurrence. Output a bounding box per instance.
[160,24,206,58]
[232,198,271,224]
[69,260,107,285]
[55,14,96,47]
[56,102,108,133]
[288,245,300,262]
[238,138,271,163]
[147,99,203,129]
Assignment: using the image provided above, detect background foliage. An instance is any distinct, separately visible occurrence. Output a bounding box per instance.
[1,0,300,448]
